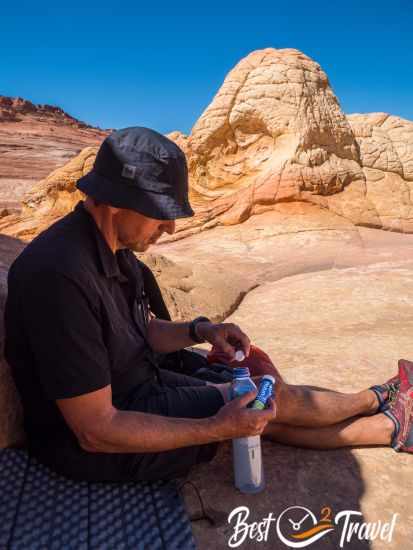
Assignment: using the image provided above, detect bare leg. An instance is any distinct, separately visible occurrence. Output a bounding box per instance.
[272,382,381,428]
[263,413,395,449]
[209,379,380,428]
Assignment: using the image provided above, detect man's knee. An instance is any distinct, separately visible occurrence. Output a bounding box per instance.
[266,381,295,424]
[262,420,286,441]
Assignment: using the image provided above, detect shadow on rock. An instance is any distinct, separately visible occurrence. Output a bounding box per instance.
[186,441,372,550]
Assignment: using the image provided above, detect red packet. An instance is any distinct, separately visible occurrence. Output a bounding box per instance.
[206,343,282,379]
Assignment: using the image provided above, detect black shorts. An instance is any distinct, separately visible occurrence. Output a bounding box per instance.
[35,368,225,483]
[120,368,226,481]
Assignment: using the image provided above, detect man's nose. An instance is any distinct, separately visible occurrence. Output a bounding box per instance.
[162,220,175,235]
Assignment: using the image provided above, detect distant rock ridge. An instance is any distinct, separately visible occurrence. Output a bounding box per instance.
[0,95,102,129]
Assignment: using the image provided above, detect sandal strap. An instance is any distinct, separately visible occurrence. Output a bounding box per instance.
[370,381,400,413]
[383,409,401,450]
[369,385,387,413]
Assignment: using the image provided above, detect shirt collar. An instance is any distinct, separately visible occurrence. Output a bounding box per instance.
[74,200,128,282]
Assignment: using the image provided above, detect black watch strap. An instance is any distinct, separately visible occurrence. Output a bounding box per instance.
[188,316,211,343]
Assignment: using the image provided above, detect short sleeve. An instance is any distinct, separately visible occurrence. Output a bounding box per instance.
[21,270,111,400]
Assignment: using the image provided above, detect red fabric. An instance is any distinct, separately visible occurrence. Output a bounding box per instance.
[206,343,282,380]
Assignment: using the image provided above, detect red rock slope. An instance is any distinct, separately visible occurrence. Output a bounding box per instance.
[0,95,108,212]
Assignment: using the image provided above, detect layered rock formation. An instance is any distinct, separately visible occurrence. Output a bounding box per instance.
[1,48,412,242]
[187,49,365,222]
[0,147,98,239]
[0,95,108,213]
[348,113,413,232]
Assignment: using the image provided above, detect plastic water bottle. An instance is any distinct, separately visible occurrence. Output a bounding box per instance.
[231,367,265,494]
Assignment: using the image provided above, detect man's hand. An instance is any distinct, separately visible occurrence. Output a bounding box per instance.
[196,322,250,361]
[210,390,277,440]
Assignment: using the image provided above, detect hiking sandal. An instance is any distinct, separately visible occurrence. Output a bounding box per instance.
[382,359,413,452]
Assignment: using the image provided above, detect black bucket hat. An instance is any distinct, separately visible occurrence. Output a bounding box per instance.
[76,126,195,220]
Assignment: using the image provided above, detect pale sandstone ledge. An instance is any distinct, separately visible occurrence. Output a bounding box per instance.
[148,209,413,550]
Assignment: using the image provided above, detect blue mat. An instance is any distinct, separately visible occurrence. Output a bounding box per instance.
[0,448,196,550]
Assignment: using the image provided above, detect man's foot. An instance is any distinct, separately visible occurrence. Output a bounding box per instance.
[383,359,413,452]
[369,374,400,413]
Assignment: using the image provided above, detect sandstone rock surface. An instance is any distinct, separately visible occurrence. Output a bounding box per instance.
[0,234,26,448]
[0,95,107,212]
[187,49,365,220]
[0,147,98,240]
[348,113,413,232]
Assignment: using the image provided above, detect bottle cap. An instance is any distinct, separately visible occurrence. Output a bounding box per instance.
[261,374,276,384]
[234,350,245,362]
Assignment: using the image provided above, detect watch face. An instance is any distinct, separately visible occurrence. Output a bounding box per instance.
[192,321,202,342]
[191,317,209,342]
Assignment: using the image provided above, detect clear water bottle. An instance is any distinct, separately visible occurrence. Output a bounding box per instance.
[231,367,265,494]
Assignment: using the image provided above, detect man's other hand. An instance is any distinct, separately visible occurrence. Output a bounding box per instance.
[197,322,250,361]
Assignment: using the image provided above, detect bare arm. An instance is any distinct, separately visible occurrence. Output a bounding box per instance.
[146,317,251,358]
[146,317,199,353]
[57,385,275,454]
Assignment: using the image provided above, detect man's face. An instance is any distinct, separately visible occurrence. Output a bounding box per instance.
[114,208,175,252]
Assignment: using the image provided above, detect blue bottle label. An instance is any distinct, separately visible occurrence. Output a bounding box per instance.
[251,378,275,410]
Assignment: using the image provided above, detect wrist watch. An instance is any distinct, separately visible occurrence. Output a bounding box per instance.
[188,316,211,343]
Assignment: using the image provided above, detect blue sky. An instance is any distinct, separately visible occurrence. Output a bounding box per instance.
[2,3,412,134]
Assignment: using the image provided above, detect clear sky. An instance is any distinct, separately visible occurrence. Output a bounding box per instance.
[2,2,412,134]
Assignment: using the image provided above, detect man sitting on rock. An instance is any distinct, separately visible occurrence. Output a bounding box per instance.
[4,127,412,483]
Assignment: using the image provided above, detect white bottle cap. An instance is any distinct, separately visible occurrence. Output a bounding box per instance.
[261,374,276,383]
[234,350,245,362]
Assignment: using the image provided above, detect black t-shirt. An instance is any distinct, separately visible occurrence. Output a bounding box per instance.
[4,200,160,477]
